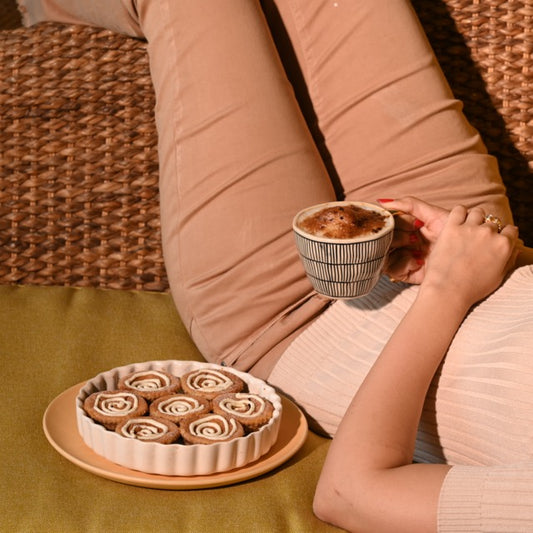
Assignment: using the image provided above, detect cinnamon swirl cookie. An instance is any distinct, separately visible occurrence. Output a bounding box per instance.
[149,393,211,424]
[118,369,180,401]
[83,390,148,429]
[212,392,274,431]
[181,413,244,445]
[115,416,180,444]
[181,368,244,400]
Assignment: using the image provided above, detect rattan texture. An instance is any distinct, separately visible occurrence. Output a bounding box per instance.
[0,22,168,290]
[414,0,532,242]
[0,1,531,291]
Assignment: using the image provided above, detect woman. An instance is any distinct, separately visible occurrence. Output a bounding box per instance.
[313,199,532,531]
[18,0,533,529]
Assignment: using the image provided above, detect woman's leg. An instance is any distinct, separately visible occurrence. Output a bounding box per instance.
[267,0,512,221]
[17,0,144,36]
[140,1,338,376]
[20,0,337,377]
[267,0,515,436]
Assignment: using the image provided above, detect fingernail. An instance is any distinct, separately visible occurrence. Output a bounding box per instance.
[377,198,394,203]
[411,250,425,266]
[414,219,424,229]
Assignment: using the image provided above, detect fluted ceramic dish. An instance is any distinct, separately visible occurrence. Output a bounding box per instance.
[76,360,282,476]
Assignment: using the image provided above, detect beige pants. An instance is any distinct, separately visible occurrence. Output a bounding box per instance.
[20,0,511,379]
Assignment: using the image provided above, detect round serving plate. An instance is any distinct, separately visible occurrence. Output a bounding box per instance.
[43,382,308,489]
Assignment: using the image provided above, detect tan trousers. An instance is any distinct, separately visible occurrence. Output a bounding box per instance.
[20,0,511,379]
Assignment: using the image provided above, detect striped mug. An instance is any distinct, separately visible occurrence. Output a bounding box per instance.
[293,201,394,299]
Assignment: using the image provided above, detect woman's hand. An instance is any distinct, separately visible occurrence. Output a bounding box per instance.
[379,196,449,284]
[420,205,519,308]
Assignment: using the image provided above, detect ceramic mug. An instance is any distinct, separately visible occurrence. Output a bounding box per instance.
[293,201,394,299]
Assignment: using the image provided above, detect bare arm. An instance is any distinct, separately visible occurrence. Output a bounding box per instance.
[314,206,519,532]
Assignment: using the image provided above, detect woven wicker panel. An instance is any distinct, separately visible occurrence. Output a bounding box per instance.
[413,0,533,244]
[0,22,168,291]
[0,2,531,292]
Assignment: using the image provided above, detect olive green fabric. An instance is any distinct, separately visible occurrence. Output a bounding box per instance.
[1,285,340,533]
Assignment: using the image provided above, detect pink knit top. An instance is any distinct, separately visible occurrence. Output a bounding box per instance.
[269,266,533,530]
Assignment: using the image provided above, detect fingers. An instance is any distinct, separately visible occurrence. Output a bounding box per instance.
[483,213,504,233]
[378,196,447,226]
[446,204,468,226]
[500,224,519,240]
[383,248,425,284]
[464,209,512,236]
[500,224,520,266]
[491,225,520,280]
[464,206,486,226]
[390,226,423,249]
[391,214,425,234]
[502,232,520,275]
[380,197,521,292]
[446,206,517,244]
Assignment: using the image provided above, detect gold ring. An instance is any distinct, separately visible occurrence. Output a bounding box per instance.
[484,214,503,233]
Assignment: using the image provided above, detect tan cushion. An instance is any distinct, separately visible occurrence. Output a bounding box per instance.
[1,285,337,532]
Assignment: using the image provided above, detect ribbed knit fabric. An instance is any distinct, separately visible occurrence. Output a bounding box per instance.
[269,274,417,436]
[439,464,533,532]
[270,266,533,457]
[421,265,533,466]
[269,267,533,524]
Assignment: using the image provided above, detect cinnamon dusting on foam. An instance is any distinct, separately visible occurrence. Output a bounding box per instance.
[298,204,388,239]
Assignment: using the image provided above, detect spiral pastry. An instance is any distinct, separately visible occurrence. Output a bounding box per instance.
[83,390,148,429]
[115,416,180,444]
[181,413,244,445]
[149,393,211,424]
[213,393,274,431]
[118,369,181,401]
[181,368,244,400]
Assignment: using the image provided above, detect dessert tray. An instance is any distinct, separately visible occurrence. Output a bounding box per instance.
[43,360,308,489]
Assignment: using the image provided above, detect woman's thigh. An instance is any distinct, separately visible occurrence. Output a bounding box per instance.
[21,0,338,373]
[270,0,512,221]
[140,1,337,372]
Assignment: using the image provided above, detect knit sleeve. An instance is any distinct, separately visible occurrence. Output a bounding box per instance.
[438,464,533,532]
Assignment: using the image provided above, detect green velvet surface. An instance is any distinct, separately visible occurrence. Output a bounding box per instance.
[0,285,341,532]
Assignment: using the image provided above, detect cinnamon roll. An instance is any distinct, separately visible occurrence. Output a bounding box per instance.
[115,416,180,444]
[212,392,274,431]
[83,390,148,429]
[180,368,244,400]
[118,369,180,401]
[181,413,244,445]
[149,393,211,424]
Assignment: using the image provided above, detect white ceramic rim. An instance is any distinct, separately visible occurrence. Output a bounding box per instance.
[293,201,394,243]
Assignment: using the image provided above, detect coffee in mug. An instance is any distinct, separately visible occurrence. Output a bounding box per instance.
[293,201,394,299]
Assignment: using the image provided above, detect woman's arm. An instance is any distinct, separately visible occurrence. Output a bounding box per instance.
[313,206,519,532]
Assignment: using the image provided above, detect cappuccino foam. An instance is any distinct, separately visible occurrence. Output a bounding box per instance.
[297,205,387,239]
